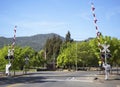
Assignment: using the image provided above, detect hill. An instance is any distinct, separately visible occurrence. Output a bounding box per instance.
[0,33,64,51]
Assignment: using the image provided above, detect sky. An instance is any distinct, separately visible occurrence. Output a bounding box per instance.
[0,0,120,40]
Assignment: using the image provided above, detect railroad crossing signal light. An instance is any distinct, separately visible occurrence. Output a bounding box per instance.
[101,53,112,58]
[107,53,112,58]
[5,55,14,59]
[101,53,105,58]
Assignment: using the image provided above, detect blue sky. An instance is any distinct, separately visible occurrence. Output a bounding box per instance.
[0,0,120,40]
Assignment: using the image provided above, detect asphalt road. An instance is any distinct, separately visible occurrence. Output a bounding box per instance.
[0,71,120,87]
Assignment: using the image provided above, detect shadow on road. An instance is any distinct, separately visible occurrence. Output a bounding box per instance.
[0,76,56,85]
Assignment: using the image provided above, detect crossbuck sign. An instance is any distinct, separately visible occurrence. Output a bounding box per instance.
[101,44,110,53]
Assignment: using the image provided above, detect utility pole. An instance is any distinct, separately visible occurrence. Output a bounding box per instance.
[44,48,47,68]
[76,41,78,71]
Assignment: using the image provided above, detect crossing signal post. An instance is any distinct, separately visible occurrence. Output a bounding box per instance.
[5,45,12,76]
[91,3,111,80]
[5,45,14,60]
[5,26,17,76]
[101,42,111,80]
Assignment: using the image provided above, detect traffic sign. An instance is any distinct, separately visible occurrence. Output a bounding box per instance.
[101,44,110,53]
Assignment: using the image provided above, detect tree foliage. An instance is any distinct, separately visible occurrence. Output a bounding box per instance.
[0,35,120,71]
[57,41,98,69]
[65,31,73,43]
[44,35,63,69]
[57,35,120,70]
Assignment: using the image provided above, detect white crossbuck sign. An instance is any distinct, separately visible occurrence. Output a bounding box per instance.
[101,44,110,52]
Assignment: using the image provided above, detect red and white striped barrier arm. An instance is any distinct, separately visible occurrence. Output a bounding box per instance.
[12,26,17,48]
[91,3,102,52]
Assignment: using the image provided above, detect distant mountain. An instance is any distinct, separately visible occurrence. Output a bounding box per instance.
[0,33,64,51]
[84,37,94,42]
[0,33,94,51]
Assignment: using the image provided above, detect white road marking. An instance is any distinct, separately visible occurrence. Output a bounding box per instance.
[38,77,93,83]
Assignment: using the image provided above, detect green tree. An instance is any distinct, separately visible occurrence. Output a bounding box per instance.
[77,41,98,67]
[65,31,73,43]
[109,37,120,66]
[31,50,46,68]
[44,35,62,70]
[57,42,76,69]
[57,41,98,70]
[10,46,35,75]
[0,46,8,70]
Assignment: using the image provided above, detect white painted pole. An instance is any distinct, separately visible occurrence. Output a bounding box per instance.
[76,42,78,71]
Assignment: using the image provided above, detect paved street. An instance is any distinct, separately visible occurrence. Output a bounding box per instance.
[0,71,120,87]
